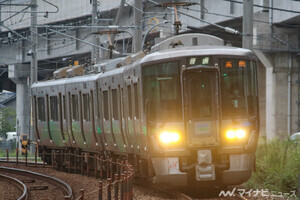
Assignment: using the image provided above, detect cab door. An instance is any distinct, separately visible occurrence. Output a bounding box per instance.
[183,68,220,147]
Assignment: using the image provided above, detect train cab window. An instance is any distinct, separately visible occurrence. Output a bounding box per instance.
[112,89,119,120]
[142,61,182,121]
[134,83,140,119]
[72,94,79,121]
[103,91,109,121]
[37,97,45,121]
[127,85,133,119]
[83,94,90,121]
[50,96,58,121]
[221,59,258,117]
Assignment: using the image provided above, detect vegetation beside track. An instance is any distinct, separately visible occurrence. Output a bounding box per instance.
[246,137,300,193]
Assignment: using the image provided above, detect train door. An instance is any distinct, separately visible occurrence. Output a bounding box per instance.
[70,91,83,148]
[48,95,60,144]
[96,86,108,149]
[126,84,137,152]
[45,94,53,143]
[61,94,71,146]
[34,93,51,145]
[78,91,88,148]
[102,88,115,149]
[120,86,130,152]
[80,91,93,150]
[111,85,127,152]
[58,92,67,146]
[67,92,76,147]
[90,89,102,151]
[183,68,220,147]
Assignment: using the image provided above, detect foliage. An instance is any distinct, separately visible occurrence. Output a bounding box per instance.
[0,107,16,139]
[246,138,300,193]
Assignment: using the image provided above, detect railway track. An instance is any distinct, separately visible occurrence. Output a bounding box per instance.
[0,173,28,200]
[1,160,253,200]
[0,166,73,200]
[134,180,251,200]
[134,178,194,200]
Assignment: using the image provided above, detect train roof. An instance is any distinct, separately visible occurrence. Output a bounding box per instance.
[32,64,127,88]
[32,34,257,89]
[141,45,255,65]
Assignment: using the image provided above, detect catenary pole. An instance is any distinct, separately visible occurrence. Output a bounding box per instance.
[242,0,253,49]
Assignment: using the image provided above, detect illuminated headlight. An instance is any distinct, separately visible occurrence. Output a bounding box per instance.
[226,130,236,139]
[159,131,180,144]
[236,129,246,138]
[226,129,246,139]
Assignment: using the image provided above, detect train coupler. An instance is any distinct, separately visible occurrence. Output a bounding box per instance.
[195,150,215,181]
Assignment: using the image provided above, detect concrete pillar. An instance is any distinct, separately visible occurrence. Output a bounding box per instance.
[8,64,31,150]
[265,67,276,140]
[254,50,276,140]
[16,81,31,146]
[243,0,253,50]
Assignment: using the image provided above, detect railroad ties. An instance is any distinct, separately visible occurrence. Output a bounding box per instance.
[0,166,72,199]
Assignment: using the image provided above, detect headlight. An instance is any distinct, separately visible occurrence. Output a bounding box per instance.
[226,129,246,139]
[159,131,180,144]
[226,130,236,139]
[236,129,246,138]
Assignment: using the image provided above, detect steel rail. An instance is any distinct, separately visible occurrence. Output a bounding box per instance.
[0,174,28,200]
[0,166,73,200]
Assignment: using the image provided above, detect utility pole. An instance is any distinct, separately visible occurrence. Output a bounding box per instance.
[30,0,37,152]
[133,0,142,52]
[30,0,37,84]
[242,0,253,49]
[91,0,100,63]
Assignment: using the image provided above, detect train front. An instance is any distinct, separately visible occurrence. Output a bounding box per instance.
[141,48,259,187]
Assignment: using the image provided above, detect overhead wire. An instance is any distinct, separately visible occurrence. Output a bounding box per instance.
[224,0,300,14]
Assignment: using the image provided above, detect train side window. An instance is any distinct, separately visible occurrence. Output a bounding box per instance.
[103,91,109,121]
[112,89,119,120]
[37,97,45,121]
[83,94,90,121]
[127,85,133,119]
[134,83,140,119]
[72,94,79,121]
[50,96,58,121]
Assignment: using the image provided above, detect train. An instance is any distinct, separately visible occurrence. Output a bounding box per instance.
[31,33,259,187]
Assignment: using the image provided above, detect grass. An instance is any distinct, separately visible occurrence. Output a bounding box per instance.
[246,137,300,193]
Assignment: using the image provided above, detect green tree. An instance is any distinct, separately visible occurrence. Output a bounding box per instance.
[0,107,16,139]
